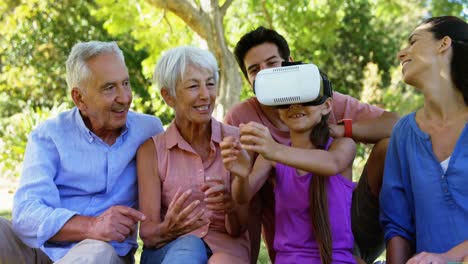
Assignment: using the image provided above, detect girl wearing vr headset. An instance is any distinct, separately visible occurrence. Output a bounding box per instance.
[380,16,468,263]
[221,73,358,264]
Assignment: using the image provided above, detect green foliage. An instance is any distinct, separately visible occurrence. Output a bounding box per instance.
[0,0,159,118]
[0,0,103,116]
[430,0,467,18]
[0,210,11,220]
[0,103,68,178]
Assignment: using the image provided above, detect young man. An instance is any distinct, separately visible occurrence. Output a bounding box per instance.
[0,41,164,263]
[224,26,399,264]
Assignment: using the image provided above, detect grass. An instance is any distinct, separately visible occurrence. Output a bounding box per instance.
[0,210,12,220]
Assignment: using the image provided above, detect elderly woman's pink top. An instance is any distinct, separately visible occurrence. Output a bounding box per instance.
[151,117,250,262]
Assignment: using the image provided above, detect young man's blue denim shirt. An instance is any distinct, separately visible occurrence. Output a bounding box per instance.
[380,112,468,253]
[12,107,163,261]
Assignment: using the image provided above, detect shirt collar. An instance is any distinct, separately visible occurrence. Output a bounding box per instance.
[73,107,129,144]
[165,117,221,150]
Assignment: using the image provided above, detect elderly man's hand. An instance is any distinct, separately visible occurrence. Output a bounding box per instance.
[87,205,146,242]
[161,189,209,240]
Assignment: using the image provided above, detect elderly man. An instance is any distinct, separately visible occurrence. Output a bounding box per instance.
[0,41,163,263]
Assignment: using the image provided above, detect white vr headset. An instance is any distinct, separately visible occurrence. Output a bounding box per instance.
[254,62,332,108]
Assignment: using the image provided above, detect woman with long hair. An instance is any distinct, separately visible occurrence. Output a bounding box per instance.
[380,16,468,264]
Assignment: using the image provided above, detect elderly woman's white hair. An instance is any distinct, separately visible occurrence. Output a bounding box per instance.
[153,46,219,96]
[66,41,125,91]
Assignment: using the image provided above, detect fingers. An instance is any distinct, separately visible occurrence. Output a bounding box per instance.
[202,180,226,196]
[240,121,267,132]
[163,194,208,237]
[91,207,141,242]
[114,205,146,222]
[177,200,203,221]
[167,189,192,215]
[220,136,238,150]
[201,182,233,212]
[167,188,184,211]
[407,252,446,264]
[239,122,272,151]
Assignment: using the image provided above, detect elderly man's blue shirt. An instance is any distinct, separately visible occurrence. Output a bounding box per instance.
[380,112,468,253]
[12,107,163,261]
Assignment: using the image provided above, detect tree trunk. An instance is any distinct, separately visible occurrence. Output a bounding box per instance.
[145,0,242,119]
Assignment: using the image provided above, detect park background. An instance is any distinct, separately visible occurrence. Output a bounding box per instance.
[0,0,467,263]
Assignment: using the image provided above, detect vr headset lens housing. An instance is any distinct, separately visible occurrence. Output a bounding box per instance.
[254,62,332,109]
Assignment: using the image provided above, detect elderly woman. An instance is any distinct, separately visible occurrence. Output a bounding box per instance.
[136,46,250,264]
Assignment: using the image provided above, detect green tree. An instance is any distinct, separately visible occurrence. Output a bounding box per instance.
[0,0,154,119]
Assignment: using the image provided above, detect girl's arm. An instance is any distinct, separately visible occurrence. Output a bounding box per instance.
[221,136,273,204]
[224,197,249,237]
[262,137,355,177]
[137,139,207,248]
[232,155,273,204]
[240,122,356,177]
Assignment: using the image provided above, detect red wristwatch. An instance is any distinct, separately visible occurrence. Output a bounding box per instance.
[340,119,352,138]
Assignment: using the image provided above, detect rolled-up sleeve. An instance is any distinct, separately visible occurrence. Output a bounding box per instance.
[12,127,77,248]
[379,123,415,244]
[332,91,385,122]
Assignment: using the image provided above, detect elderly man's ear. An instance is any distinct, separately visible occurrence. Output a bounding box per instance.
[161,88,176,108]
[71,87,86,110]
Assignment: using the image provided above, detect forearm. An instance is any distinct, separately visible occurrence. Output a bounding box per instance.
[352,111,399,143]
[268,143,351,176]
[224,202,249,237]
[386,236,414,264]
[49,215,94,242]
[232,176,251,204]
[13,199,78,247]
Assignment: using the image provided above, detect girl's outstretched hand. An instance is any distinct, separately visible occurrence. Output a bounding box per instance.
[239,122,279,160]
[220,135,251,178]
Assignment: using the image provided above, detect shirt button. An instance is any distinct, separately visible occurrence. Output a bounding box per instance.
[441,174,445,179]
[444,188,448,193]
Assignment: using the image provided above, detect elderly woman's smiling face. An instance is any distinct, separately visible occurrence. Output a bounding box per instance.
[170,64,217,124]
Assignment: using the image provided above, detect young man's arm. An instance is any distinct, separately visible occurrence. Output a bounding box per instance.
[331,111,400,143]
[329,92,400,144]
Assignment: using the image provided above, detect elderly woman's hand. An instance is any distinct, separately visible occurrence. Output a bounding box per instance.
[220,136,251,178]
[161,188,209,240]
[201,179,235,214]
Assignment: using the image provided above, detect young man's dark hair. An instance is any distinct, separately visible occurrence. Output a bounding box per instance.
[234,26,290,79]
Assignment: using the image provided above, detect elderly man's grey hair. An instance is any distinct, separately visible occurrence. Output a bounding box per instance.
[66,41,125,91]
[153,46,219,96]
